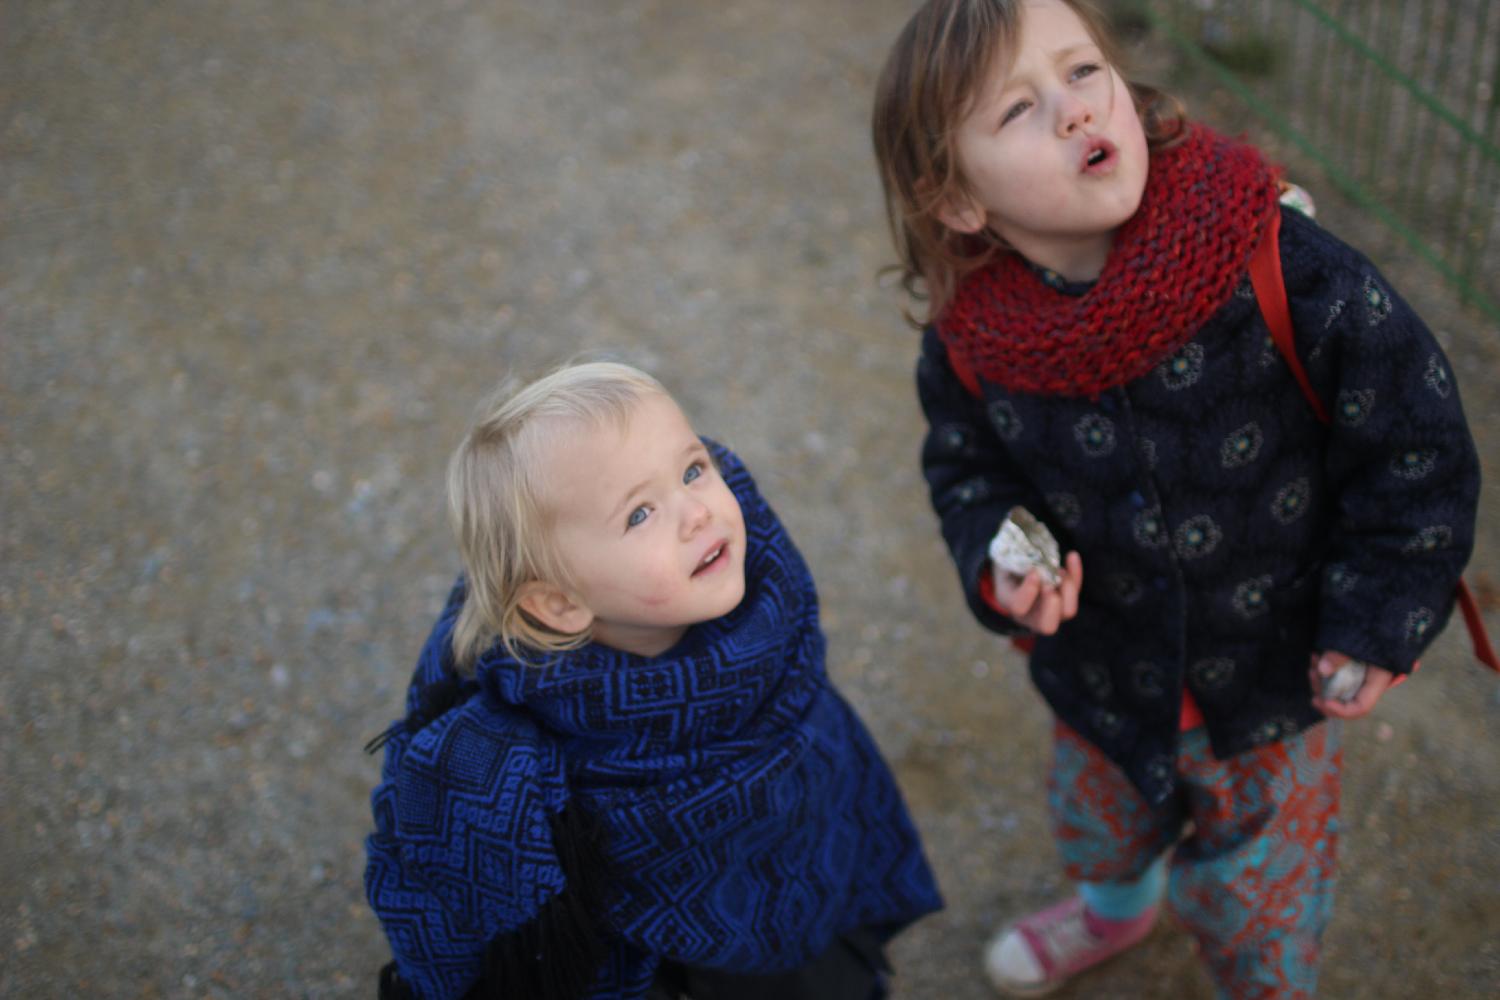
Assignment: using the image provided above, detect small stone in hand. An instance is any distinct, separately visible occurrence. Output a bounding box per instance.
[988,507,1062,588]
[1322,661,1367,703]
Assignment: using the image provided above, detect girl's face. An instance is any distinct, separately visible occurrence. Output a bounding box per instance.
[941,0,1148,281]
[539,393,747,657]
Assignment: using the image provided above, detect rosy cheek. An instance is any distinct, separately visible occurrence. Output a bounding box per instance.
[608,574,675,608]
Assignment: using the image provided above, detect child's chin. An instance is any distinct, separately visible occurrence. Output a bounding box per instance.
[719,574,748,614]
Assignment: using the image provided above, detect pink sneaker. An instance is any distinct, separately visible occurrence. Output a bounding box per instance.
[982,896,1157,997]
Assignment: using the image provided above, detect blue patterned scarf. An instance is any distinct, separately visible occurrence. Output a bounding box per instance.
[365,444,941,1000]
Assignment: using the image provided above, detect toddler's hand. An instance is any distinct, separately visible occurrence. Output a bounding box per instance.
[992,552,1083,635]
[1309,650,1395,719]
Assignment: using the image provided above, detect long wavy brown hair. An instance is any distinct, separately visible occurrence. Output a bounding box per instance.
[871,0,1185,326]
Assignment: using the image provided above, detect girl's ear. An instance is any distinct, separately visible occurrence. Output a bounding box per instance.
[936,191,987,235]
[517,581,594,636]
[917,176,987,236]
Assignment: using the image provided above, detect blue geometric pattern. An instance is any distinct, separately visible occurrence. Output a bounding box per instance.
[366,444,941,998]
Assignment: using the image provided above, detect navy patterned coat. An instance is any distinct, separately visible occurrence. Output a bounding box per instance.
[918,206,1481,804]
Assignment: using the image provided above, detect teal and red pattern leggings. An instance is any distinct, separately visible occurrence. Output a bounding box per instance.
[1049,720,1342,1000]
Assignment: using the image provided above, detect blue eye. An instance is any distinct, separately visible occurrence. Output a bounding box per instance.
[626,506,649,528]
[1000,99,1030,126]
[1072,62,1102,82]
[684,462,703,484]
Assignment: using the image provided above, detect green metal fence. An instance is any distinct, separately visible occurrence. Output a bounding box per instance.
[1139,0,1500,323]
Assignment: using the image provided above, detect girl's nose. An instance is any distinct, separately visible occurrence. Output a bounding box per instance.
[1056,94,1094,136]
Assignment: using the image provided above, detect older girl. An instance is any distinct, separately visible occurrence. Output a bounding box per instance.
[871,1,1480,996]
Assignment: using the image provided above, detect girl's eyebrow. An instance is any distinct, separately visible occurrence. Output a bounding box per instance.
[1047,42,1097,61]
[988,41,1098,102]
[606,482,649,524]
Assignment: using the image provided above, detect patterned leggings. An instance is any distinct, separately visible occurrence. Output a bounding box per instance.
[1049,720,1342,1000]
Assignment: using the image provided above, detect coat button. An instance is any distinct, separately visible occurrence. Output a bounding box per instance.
[1153,576,1169,591]
[1129,491,1146,509]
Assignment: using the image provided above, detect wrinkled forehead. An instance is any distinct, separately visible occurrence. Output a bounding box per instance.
[976,0,1106,96]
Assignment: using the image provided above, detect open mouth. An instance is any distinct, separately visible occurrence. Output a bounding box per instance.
[1083,140,1117,172]
[692,542,727,577]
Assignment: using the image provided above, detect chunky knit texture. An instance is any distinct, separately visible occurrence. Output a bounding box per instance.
[365,443,941,1000]
[937,125,1280,398]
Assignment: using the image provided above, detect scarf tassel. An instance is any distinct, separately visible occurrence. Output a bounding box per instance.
[364,675,471,755]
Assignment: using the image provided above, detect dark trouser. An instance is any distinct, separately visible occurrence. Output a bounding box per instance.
[645,927,890,1000]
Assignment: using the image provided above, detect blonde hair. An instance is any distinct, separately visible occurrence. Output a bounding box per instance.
[871,0,1185,326]
[446,361,668,671]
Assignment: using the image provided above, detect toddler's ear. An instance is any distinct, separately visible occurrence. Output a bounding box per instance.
[517,581,594,636]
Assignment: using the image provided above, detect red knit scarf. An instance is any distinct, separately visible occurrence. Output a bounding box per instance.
[937,125,1280,397]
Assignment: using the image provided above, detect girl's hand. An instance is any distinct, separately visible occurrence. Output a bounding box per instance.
[1309,650,1396,719]
[993,551,1083,635]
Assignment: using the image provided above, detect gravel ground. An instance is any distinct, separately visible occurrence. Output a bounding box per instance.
[3,1,1497,997]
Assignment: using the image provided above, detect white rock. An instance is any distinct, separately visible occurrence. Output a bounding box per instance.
[988,507,1062,587]
[1323,661,1367,702]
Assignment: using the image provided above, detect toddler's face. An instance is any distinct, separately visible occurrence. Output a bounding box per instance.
[943,0,1148,280]
[542,392,747,657]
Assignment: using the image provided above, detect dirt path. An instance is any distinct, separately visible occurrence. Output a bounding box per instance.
[3,2,1496,996]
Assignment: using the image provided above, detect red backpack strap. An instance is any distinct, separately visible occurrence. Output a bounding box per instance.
[947,341,982,397]
[1248,209,1330,424]
[1249,206,1499,674]
[1457,581,1500,671]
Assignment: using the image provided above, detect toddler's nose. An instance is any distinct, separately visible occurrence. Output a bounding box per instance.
[680,496,712,537]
